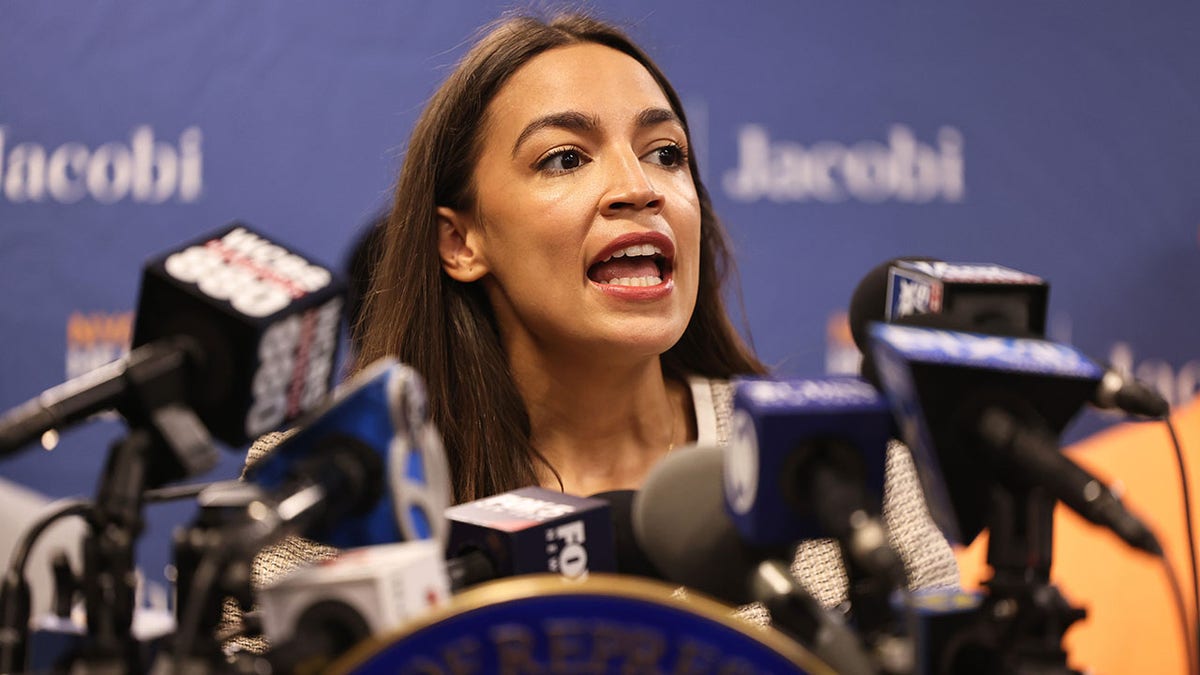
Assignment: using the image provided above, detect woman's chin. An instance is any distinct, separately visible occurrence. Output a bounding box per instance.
[579,321,688,359]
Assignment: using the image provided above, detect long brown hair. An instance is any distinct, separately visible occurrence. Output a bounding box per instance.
[356,12,765,503]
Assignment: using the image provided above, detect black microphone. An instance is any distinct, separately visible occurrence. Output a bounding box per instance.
[752,560,878,675]
[869,321,1162,555]
[0,224,346,479]
[977,406,1162,555]
[849,257,1168,419]
[443,487,617,588]
[1092,368,1170,418]
[586,489,664,580]
[848,257,1048,344]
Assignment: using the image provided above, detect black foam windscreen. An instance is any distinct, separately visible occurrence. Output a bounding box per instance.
[587,489,664,581]
[848,256,942,353]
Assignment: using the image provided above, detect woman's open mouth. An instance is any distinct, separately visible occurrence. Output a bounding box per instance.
[587,235,674,289]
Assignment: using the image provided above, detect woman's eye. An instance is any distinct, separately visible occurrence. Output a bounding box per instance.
[539,148,587,173]
[648,144,686,167]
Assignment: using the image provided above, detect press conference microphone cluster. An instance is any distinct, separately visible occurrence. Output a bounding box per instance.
[848,257,1162,557]
[226,367,882,673]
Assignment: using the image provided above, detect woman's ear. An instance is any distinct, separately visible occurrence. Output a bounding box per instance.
[437,206,488,282]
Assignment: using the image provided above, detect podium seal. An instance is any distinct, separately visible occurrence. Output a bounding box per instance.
[333,573,830,674]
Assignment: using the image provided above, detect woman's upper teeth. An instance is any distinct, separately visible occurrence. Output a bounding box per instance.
[603,243,662,262]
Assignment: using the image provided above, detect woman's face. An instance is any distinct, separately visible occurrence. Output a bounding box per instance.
[441,42,701,365]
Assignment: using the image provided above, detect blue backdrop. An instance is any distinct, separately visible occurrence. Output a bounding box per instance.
[2,1,1199,599]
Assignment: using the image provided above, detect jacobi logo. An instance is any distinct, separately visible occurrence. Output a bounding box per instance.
[723,124,964,203]
[0,125,202,204]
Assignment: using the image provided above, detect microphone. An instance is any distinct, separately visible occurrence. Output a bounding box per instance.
[727,376,904,585]
[849,257,1168,418]
[848,258,1048,345]
[632,443,789,606]
[632,445,877,675]
[0,224,346,479]
[256,540,451,672]
[976,405,1162,555]
[443,487,617,588]
[869,322,1162,555]
[243,357,452,551]
[587,489,664,580]
[165,359,452,670]
[1092,368,1170,418]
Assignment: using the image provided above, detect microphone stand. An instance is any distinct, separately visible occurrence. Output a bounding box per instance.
[800,442,914,674]
[77,428,154,672]
[930,482,1084,675]
[841,551,914,675]
[752,559,878,675]
[155,482,266,674]
[931,414,1086,675]
[161,442,383,674]
[69,347,219,673]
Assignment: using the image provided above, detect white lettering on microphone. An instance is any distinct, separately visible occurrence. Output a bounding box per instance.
[245,296,341,436]
[163,227,333,318]
[475,494,576,522]
[545,520,589,579]
[906,261,1042,284]
[879,325,1097,375]
[895,278,935,317]
[740,377,879,408]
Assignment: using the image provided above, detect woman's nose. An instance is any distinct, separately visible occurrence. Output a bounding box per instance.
[600,155,665,216]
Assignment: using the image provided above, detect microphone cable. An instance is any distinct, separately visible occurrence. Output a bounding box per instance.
[1164,414,1199,675]
[0,498,93,673]
[1161,537,1196,675]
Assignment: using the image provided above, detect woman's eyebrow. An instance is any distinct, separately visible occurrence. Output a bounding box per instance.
[634,107,680,129]
[510,107,681,158]
[512,111,599,158]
